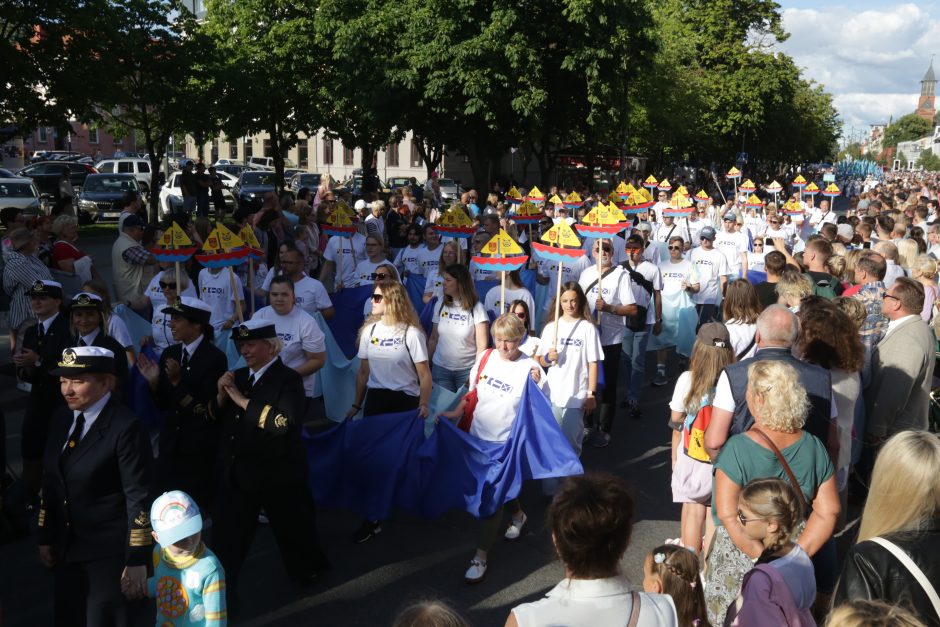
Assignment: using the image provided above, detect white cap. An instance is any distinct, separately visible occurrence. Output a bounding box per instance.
[150,490,203,546]
[178,296,212,313]
[354,199,367,211]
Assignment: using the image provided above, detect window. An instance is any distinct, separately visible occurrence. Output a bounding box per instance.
[245,139,253,159]
[322,139,333,165]
[118,162,134,173]
[263,138,272,158]
[410,140,422,168]
[114,134,123,145]
[139,161,150,173]
[298,138,309,168]
[97,161,115,173]
[343,146,355,166]
[88,128,99,144]
[38,127,48,143]
[230,142,238,159]
[386,143,399,167]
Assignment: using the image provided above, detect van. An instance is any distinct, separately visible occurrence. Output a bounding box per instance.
[94,158,154,193]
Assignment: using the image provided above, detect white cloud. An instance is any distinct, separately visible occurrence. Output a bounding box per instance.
[777,2,940,132]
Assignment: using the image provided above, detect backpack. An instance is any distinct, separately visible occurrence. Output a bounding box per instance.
[805,273,838,300]
[621,262,655,331]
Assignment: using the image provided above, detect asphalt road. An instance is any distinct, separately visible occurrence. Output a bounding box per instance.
[0,206,856,625]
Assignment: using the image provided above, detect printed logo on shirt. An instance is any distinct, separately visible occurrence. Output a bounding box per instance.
[371,336,406,347]
[694,259,713,267]
[559,338,584,348]
[480,374,514,394]
[202,287,227,295]
[441,308,470,322]
[277,332,294,342]
[662,271,687,280]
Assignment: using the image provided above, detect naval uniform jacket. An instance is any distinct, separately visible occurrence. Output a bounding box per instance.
[17,312,72,409]
[155,338,228,460]
[209,357,308,493]
[38,397,154,566]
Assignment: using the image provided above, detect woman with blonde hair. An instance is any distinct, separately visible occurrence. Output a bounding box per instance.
[775,269,813,312]
[833,431,940,624]
[346,279,432,543]
[910,254,938,322]
[826,600,928,627]
[422,241,458,304]
[721,279,760,360]
[896,238,919,273]
[704,360,840,624]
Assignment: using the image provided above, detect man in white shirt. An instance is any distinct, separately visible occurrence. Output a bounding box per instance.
[873,240,906,288]
[690,226,730,325]
[320,231,366,291]
[198,266,245,331]
[714,211,749,277]
[620,235,662,419]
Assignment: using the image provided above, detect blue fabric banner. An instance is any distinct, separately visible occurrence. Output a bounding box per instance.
[128,344,163,441]
[305,378,583,520]
[404,274,427,313]
[647,290,698,357]
[746,269,767,285]
[312,313,360,421]
[324,284,373,358]
[419,297,437,336]
[112,304,150,348]
[213,329,245,370]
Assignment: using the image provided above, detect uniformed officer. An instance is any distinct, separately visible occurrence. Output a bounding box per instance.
[68,292,130,393]
[137,296,227,507]
[13,280,72,497]
[38,346,153,627]
[209,319,331,611]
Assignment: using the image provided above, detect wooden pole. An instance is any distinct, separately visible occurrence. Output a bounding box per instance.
[228,266,244,323]
[500,270,506,315]
[338,238,344,289]
[171,229,181,304]
[595,240,602,322]
[248,257,256,317]
[552,260,563,350]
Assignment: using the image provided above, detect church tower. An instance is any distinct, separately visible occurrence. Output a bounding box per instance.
[916,57,936,122]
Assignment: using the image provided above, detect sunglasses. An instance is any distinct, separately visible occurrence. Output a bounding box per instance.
[667,245,682,251]
[370,273,389,281]
[514,311,527,320]
[737,510,767,526]
[595,245,612,253]
[371,293,384,302]
[159,281,177,289]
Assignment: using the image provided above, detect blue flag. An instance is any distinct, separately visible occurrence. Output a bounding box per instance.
[128,344,163,441]
[324,284,373,358]
[404,274,427,313]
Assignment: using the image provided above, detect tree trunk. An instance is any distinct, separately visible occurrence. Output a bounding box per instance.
[414,136,443,180]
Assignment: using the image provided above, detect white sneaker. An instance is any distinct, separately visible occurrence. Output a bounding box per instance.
[504,513,527,541]
[464,558,487,583]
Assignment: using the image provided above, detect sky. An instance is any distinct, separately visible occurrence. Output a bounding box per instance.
[775,0,939,144]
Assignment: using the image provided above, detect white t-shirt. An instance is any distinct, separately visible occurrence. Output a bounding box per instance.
[199,268,244,331]
[323,233,367,286]
[669,371,693,414]
[724,319,757,359]
[252,305,326,397]
[469,259,497,282]
[357,321,428,397]
[292,275,332,317]
[536,254,591,311]
[652,221,687,246]
[658,258,697,295]
[423,267,445,301]
[519,333,539,357]
[108,315,133,349]
[416,245,444,276]
[626,260,663,325]
[468,350,547,443]
[690,247,730,305]
[483,285,535,320]
[536,317,603,409]
[353,259,394,287]
[582,234,627,266]
[432,300,488,370]
[714,229,749,275]
[743,250,766,274]
[394,245,425,277]
[680,217,707,246]
[145,273,197,308]
[579,265,635,345]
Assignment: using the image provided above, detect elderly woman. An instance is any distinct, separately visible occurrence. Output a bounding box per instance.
[910,254,938,321]
[705,360,840,624]
[507,473,678,625]
[442,313,547,583]
[50,215,95,282]
[2,227,52,349]
[37,346,153,623]
[833,431,940,625]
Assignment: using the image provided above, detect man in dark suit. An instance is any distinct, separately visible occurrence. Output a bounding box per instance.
[38,346,153,627]
[13,280,72,497]
[138,296,227,506]
[209,319,330,612]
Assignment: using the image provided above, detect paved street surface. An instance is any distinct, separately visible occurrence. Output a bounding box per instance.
[0,205,853,625]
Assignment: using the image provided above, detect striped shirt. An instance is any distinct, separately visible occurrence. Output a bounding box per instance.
[2,250,52,330]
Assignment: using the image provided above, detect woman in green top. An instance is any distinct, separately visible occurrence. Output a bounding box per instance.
[704,360,840,625]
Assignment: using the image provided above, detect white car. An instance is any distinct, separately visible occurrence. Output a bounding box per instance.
[95,158,154,193]
[159,171,235,217]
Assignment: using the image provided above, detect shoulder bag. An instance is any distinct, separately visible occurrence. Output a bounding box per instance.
[750,427,809,513]
[869,537,940,619]
[457,349,494,432]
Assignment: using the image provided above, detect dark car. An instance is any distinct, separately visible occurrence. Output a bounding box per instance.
[76,173,140,223]
[235,170,277,211]
[333,168,390,201]
[16,160,97,200]
[388,177,412,190]
[288,173,322,195]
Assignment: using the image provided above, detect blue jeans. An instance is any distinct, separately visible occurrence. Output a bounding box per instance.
[621,324,651,403]
[431,363,472,393]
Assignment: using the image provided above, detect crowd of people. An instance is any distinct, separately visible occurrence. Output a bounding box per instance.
[0,168,939,626]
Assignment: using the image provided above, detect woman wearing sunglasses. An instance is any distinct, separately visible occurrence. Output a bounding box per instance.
[346,279,432,543]
[427,264,488,392]
[354,234,396,287]
[141,270,194,356]
[508,299,539,357]
[483,268,535,321]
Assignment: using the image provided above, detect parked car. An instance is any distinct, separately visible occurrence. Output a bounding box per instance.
[334,169,391,200]
[0,178,45,216]
[388,177,413,190]
[214,170,239,190]
[28,150,84,164]
[76,173,140,223]
[435,177,462,202]
[159,171,235,218]
[235,170,277,211]
[288,172,322,194]
[214,163,248,178]
[0,168,15,178]
[213,159,243,167]
[94,157,154,193]
[16,160,97,199]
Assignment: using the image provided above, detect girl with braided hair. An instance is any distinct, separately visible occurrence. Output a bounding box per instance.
[642,544,711,627]
[724,478,816,625]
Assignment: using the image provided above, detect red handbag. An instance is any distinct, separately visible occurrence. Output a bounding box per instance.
[457,349,494,432]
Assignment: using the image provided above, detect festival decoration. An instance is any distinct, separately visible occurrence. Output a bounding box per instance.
[196,223,253,323]
[745,194,763,210]
[547,194,563,206]
[622,189,654,214]
[738,179,756,194]
[657,178,672,193]
[238,224,263,315]
[694,190,710,205]
[530,220,585,348]
[615,182,632,201]
[148,221,198,298]
[783,199,804,216]
[663,190,694,217]
[471,229,529,313]
[803,182,819,196]
[643,175,658,192]
[563,191,584,209]
[505,186,523,206]
[822,183,840,198]
[766,180,783,207]
[525,186,545,204]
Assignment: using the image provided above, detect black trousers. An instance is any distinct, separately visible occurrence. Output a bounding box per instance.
[212,479,331,608]
[363,388,419,417]
[54,555,142,627]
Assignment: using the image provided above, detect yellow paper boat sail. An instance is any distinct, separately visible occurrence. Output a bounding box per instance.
[793,175,807,185]
[615,182,630,196]
[203,223,245,253]
[607,202,627,221]
[506,186,523,202]
[640,188,653,202]
[694,190,710,203]
[326,210,354,226]
[517,200,541,216]
[643,175,658,186]
[564,191,583,204]
[540,220,582,247]
[527,186,545,199]
[727,167,742,178]
[824,183,840,194]
[482,229,524,256]
[805,182,820,193]
[674,185,689,198]
[442,205,472,226]
[584,204,622,226]
[548,194,563,205]
[658,178,672,189]
[740,179,756,188]
[161,222,192,247]
[239,224,261,249]
[747,194,762,205]
[767,180,783,192]
[671,194,693,209]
